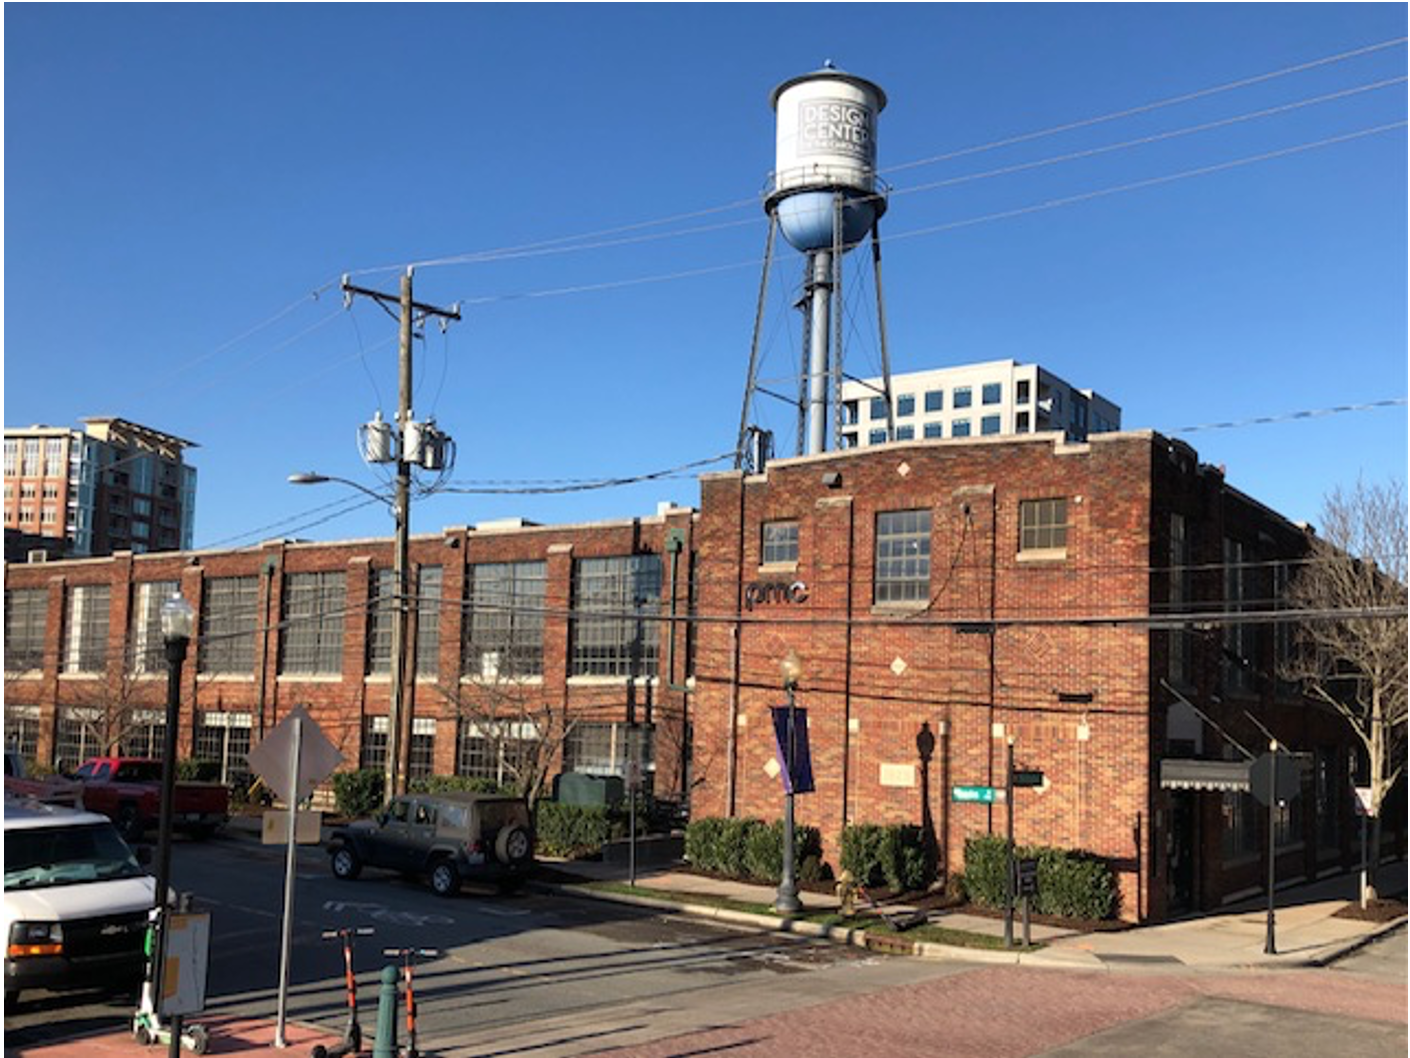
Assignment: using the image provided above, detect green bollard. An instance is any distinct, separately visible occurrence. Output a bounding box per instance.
[372,964,399,1058]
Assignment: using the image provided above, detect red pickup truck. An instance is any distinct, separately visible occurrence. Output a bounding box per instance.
[66,757,230,842]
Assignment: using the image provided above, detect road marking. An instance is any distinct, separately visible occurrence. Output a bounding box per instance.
[321,899,454,928]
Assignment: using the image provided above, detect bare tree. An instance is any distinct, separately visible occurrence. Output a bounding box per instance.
[1283,479,1408,902]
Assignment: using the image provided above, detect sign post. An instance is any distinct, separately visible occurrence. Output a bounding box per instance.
[246,705,342,1047]
[1249,744,1300,956]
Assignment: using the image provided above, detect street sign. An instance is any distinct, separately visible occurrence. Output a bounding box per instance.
[246,705,342,805]
[1249,752,1301,807]
[1012,769,1045,788]
[1354,786,1374,817]
[1015,857,1039,897]
[159,912,210,1017]
[952,785,1005,804]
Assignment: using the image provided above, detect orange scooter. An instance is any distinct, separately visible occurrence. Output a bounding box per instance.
[382,947,440,1058]
[312,926,375,1058]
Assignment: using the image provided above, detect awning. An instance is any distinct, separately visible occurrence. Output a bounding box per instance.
[1160,758,1251,792]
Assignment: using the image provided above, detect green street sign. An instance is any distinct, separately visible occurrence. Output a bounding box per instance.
[1012,769,1045,788]
[951,785,1005,804]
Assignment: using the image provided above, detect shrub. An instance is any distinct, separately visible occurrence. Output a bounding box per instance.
[841,823,933,893]
[410,774,508,796]
[331,769,385,819]
[685,817,725,868]
[684,817,822,882]
[959,835,1117,920]
[176,759,220,783]
[536,802,614,857]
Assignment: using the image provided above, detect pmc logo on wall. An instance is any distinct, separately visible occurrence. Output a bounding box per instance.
[796,98,873,163]
[743,580,809,611]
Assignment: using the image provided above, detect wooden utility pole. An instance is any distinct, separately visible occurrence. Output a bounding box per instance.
[341,269,459,797]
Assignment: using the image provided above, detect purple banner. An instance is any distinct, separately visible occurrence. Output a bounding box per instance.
[771,705,815,795]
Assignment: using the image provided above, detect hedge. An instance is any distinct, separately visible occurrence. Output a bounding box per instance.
[961,834,1117,920]
[410,774,508,796]
[684,817,823,884]
[536,802,614,857]
[840,823,932,893]
[331,769,385,819]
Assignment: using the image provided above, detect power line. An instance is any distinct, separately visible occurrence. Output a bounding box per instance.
[1172,398,1409,435]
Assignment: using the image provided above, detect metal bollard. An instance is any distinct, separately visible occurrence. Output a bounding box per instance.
[372,964,399,1058]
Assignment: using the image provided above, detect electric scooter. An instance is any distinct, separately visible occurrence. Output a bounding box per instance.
[311,927,375,1058]
[132,905,210,1054]
[383,947,441,1058]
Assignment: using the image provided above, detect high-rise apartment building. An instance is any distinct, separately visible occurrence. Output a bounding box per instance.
[3,418,197,557]
[840,359,1121,448]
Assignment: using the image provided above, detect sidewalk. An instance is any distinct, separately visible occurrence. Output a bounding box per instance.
[545,855,1407,971]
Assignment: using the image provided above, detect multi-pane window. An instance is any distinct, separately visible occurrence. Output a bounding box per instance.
[924,390,943,412]
[953,387,972,409]
[1223,538,1255,693]
[562,721,654,781]
[366,569,396,676]
[119,709,166,759]
[982,382,1002,405]
[980,415,1001,435]
[130,581,179,675]
[896,394,915,417]
[280,571,346,675]
[3,440,16,476]
[199,576,259,675]
[951,419,971,438]
[869,397,887,420]
[54,707,105,771]
[761,521,799,565]
[64,584,110,674]
[896,425,915,441]
[193,711,253,787]
[360,715,435,780]
[456,720,539,786]
[923,423,943,439]
[875,510,931,604]
[1168,513,1193,686]
[464,561,547,679]
[44,439,64,477]
[22,440,40,475]
[415,566,442,678]
[4,705,41,763]
[570,555,662,677]
[1019,498,1068,553]
[5,589,48,672]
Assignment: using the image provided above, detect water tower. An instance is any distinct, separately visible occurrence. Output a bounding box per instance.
[737,63,895,464]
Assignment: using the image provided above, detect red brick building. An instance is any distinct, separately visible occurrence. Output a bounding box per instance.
[4,430,1393,921]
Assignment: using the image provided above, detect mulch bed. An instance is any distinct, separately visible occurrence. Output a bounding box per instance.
[1331,898,1407,923]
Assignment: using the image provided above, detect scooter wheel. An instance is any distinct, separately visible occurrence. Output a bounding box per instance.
[185,1024,209,1055]
[134,1023,152,1046]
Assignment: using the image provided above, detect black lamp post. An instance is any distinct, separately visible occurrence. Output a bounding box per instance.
[145,593,193,1029]
[775,650,803,915]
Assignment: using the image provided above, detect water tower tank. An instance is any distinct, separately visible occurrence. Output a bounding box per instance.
[767,65,887,252]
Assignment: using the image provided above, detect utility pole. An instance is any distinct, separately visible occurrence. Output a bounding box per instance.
[341,269,459,798]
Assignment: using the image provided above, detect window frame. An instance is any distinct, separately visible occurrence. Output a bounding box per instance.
[874,509,932,606]
[463,560,547,680]
[569,554,662,678]
[761,520,800,566]
[1018,497,1069,556]
[279,571,346,676]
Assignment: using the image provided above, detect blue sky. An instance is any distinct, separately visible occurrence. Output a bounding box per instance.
[5,4,1405,548]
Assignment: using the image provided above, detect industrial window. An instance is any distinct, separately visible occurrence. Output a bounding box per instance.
[869,429,887,445]
[463,560,547,679]
[4,705,41,764]
[366,567,438,677]
[982,382,1002,405]
[761,521,799,565]
[54,707,105,771]
[951,419,971,438]
[193,711,253,787]
[366,569,396,676]
[414,566,442,678]
[129,581,180,675]
[980,415,1001,435]
[924,390,943,412]
[563,721,654,782]
[896,425,915,441]
[869,397,887,420]
[1016,379,1031,404]
[570,555,661,678]
[63,584,110,674]
[199,576,259,675]
[456,720,540,786]
[923,423,942,439]
[119,709,166,758]
[874,509,931,605]
[279,571,346,676]
[896,394,915,417]
[953,387,972,409]
[5,589,48,672]
[359,715,435,780]
[1019,498,1068,554]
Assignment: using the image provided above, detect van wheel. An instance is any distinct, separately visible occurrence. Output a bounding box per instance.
[495,825,532,865]
[331,847,362,880]
[429,859,460,897]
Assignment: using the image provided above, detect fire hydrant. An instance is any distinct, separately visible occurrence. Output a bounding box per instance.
[835,869,858,918]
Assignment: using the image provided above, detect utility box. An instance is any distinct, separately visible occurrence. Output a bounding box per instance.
[554,772,625,807]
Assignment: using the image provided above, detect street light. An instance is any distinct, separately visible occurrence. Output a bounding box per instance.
[289,471,410,800]
[775,650,804,915]
[141,593,193,1042]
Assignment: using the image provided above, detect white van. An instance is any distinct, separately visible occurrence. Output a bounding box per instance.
[4,797,156,1002]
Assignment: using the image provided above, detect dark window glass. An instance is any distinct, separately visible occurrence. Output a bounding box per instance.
[923,423,943,439]
[981,415,1002,435]
[869,397,887,420]
[896,425,914,441]
[953,387,972,409]
[199,576,258,675]
[982,383,1002,405]
[924,390,943,412]
[896,394,915,417]
[952,419,971,438]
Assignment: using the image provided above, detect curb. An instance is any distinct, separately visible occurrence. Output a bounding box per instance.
[1308,915,1407,968]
